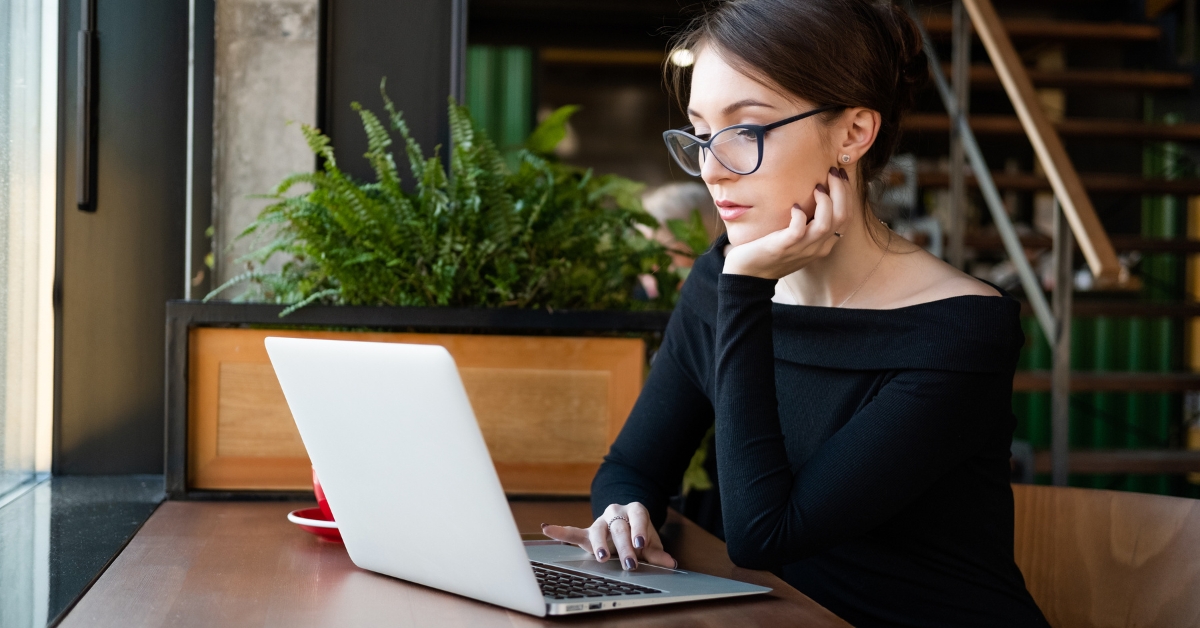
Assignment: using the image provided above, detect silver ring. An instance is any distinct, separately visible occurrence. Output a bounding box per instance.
[606,515,629,530]
[833,231,842,238]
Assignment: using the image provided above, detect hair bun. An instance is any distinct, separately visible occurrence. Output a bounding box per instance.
[876,0,930,112]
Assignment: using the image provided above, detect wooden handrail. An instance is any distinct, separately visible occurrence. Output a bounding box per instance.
[961,0,1127,287]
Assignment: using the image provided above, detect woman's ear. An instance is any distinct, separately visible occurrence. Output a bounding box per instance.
[837,108,881,165]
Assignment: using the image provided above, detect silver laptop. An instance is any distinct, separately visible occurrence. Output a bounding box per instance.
[265,337,770,617]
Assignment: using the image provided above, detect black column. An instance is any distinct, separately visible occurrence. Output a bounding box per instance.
[56,0,188,473]
[320,0,466,183]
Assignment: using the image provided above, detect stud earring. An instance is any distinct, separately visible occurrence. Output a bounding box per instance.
[840,154,851,164]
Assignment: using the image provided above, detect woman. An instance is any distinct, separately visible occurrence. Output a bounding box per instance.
[542,1,1049,625]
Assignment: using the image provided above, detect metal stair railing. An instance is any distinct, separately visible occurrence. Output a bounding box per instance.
[904,0,1056,340]
[904,0,1138,485]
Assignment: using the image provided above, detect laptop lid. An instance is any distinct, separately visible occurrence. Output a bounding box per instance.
[265,337,547,617]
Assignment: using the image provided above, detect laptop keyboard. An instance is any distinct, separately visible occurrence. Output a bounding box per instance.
[532,562,663,599]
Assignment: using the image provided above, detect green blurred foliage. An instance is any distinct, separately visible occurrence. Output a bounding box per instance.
[667,209,713,258]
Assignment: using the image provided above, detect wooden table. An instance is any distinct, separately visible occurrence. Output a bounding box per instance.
[60,501,850,627]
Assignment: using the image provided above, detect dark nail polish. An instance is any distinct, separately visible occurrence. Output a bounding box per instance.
[624,557,637,570]
[839,167,849,180]
[829,166,839,177]
[597,548,607,560]
[815,183,829,195]
[634,535,645,549]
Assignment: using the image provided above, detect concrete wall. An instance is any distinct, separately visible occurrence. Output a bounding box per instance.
[212,0,317,291]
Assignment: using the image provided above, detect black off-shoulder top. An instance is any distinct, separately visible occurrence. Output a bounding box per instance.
[591,234,1049,627]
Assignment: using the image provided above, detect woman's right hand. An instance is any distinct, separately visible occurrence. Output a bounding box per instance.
[541,502,677,571]
[722,166,852,280]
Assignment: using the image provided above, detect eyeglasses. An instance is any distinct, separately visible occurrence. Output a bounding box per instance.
[662,105,840,176]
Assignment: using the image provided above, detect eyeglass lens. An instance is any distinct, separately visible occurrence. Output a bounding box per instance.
[665,126,761,176]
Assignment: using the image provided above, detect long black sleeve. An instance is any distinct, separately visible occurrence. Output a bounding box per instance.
[714,273,998,568]
[590,319,714,528]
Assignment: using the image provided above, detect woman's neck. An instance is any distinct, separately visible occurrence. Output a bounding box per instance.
[776,217,893,308]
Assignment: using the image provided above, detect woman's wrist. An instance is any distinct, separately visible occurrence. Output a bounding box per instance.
[723,249,782,279]
[722,262,761,277]
[723,259,792,280]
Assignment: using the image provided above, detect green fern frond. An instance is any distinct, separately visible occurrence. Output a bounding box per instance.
[278,288,341,317]
[217,81,680,316]
[204,269,269,302]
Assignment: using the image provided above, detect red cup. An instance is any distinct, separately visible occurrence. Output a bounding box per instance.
[312,466,335,522]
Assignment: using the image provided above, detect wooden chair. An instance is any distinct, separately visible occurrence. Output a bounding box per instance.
[1012,484,1200,627]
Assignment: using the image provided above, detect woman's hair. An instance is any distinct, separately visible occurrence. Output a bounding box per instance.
[666,0,929,191]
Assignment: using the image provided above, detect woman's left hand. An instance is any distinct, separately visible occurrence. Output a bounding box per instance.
[723,167,852,279]
[540,502,677,571]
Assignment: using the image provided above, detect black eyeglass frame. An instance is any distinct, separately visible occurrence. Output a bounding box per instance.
[662,104,842,176]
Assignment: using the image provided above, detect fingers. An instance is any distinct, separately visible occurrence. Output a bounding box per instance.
[542,523,593,554]
[785,204,809,243]
[787,202,807,232]
[607,515,639,570]
[625,504,651,554]
[639,545,678,569]
[826,166,851,236]
[808,176,834,243]
[635,524,678,569]
[587,518,612,562]
[607,505,677,569]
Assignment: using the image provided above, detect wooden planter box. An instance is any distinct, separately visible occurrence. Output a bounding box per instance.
[165,302,671,499]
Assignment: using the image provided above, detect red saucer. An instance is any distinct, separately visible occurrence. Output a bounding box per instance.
[287,507,343,542]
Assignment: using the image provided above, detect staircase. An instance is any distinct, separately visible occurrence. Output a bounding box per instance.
[906,0,1200,495]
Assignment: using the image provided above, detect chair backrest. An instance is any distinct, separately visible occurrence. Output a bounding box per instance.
[1012,484,1200,628]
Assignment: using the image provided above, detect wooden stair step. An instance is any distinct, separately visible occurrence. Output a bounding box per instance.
[923,15,1162,42]
[1014,371,1200,392]
[964,233,1200,254]
[1106,235,1200,253]
[941,64,1193,90]
[919,171,1200,195]
[904,113,1200,142]
[1032,449,1200,474]
[1017,300,1200,318]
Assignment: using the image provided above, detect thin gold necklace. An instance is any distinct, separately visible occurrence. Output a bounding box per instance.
[784,229,892,308]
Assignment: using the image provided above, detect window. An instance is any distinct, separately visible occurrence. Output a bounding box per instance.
[0,0,56,500]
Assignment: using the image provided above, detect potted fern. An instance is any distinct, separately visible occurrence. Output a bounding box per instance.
[207,88,679,314]
[165,85,686,498]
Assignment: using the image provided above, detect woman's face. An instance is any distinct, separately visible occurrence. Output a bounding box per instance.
[686,48,835,246]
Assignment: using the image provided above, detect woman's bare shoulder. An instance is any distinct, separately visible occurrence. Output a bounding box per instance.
[926,273,1001,299]
[887,247,1000,307]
